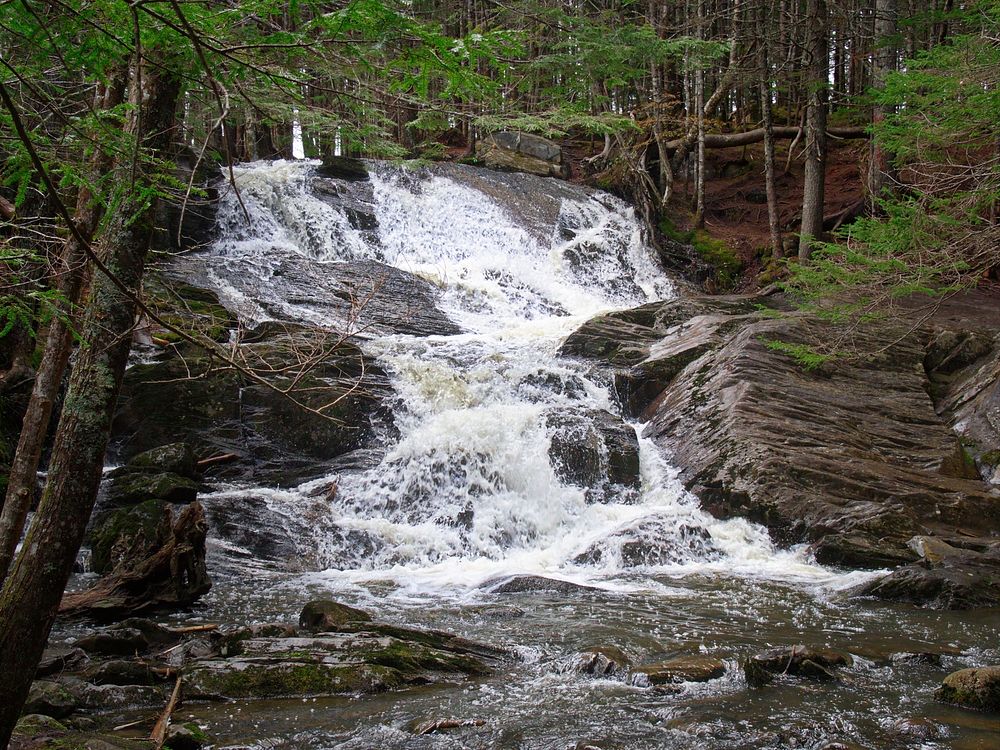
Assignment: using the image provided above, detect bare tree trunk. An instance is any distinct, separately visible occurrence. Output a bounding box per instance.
[868,0,897,209]
[0,76,125,583]
[759,5,782,257]
[799,0,828,261]
[0,54,180,748]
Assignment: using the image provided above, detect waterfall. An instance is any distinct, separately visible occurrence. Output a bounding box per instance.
[197,159,826,596]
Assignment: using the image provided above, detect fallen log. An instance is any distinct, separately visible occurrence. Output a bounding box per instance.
[150,675,182,749]
[664,126,867,151]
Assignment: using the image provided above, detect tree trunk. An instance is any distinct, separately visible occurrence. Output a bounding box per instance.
[799,0,829,261]
[759,5,782,257]
[868,0,897,208]
[0,75,125,583]
[0,54,180,748]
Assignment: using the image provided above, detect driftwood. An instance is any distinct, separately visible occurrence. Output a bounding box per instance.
[150,675,182,749]
[195,452,238,469]
[59,502,211,620]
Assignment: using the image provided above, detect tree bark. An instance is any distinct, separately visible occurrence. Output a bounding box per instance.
[759,4,782,257]
[868,0,897,208]
[0,54,180,748]
[798,0,829,261]
[0,75,125,583]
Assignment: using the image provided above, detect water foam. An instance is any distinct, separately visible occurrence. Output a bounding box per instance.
[204,159,846,598]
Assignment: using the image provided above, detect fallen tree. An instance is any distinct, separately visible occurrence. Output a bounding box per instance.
[663,125,867,151]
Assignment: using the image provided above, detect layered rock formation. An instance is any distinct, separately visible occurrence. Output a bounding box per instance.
[562,291,1000,608]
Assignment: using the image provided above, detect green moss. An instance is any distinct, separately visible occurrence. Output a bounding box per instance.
[659,218,742,291]
[364,640,487,676]
[189,662,405,698]
[87,498,164,573]
[980,450,1000,467]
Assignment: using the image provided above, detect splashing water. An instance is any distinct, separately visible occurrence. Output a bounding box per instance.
[200,159,848,600]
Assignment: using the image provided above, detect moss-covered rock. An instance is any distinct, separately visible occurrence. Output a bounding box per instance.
[934,666,1000,711]
[104,472,199,508]
[184,660,404,699]
[299,599,373,631]
[86,499,166,574]
[14,714,69,737]
[123,443,198,479]
[23,680,79,719]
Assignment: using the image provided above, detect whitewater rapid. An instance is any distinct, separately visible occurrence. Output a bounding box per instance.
[199,159,862,600]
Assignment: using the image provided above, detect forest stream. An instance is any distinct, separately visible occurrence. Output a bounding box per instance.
[54,160,1000,750]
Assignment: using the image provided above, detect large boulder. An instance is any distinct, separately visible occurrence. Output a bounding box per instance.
[545,409,640,502]
[477,132,568,178]
[934,665,1000,711]
[112,322,393,482]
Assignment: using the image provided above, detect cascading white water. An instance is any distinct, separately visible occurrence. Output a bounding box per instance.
[203,159,838,597]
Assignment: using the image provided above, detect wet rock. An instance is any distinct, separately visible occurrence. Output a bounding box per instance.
[36,648,89,678]
[811,533,918,569]
[635,656,726,684]
[299,599,373,631]
[316,156,369,182]
[935,665,1000,711]
[888,717,942,741]
[565,292,1000,604]
[573,646,630,677]
[104,471,199,508]
[851,542,1000,609]
[743,646,852,687]
[72,619,178,656]
[113,323,394,482]
[84,660,160,686]
[23,680,78,719]
[165,723,210,750]
[574,521,719,567]
[184,630,500,700]
[890,651,942,665]
[74,681,166,710]
[412,718,487,735]
[219,623,299,656]
[545,409,640,502]
[477,132,567,178]
[480,574,598,595]
[462,604,525,620]
[121,442,198,479]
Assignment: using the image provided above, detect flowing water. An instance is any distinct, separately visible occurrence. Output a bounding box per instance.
[144,161,996,749]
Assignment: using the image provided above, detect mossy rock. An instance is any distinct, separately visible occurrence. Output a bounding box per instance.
[14,714,68,737]
[659,217,742,291]
[145,278,235,344]
[105,472,199,507]
[299,599,373,631]
[935,666,1000,711]
[86,499,166,574]
[23,681,79,719]
[124,443,198,479]
[363,640,489,677]
[184,660,405,699]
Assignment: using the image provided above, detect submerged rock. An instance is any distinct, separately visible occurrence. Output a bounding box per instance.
[573,646,631,677]
[935,666,1000,712]
[635,656,726,684]
[480,574,599,595]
